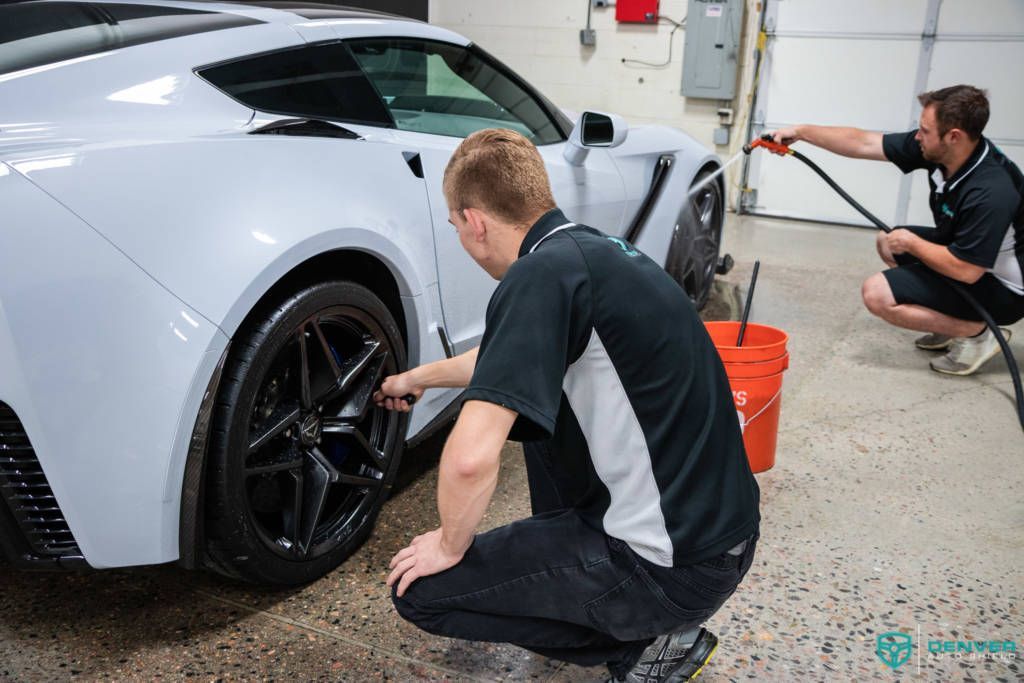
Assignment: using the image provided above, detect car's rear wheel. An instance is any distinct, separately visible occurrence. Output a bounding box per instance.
[204,281,406,585]
[665,168,724,310]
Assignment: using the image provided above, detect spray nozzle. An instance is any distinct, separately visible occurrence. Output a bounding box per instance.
[743,133,792,156]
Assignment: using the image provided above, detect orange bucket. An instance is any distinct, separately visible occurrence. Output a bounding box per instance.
[705,321,789,473]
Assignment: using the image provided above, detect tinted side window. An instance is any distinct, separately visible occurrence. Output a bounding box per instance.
[198,43,394,127]
[0,2,261,76]
[347,39,564,144]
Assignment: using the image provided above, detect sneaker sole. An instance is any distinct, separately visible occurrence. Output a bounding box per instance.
[688,641,717,680]
[929,331,1008,376]
[666,640,718,683]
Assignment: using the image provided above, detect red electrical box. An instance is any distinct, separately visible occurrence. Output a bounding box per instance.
[616,0,659,23]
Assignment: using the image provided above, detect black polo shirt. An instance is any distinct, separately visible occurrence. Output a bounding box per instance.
[462,208,760,567]
[883,130,1024,295]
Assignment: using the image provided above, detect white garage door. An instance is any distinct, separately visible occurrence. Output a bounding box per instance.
[742,0,1024,228]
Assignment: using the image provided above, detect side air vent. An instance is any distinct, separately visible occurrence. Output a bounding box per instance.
[0,402,80,557]
[250,118,362,139]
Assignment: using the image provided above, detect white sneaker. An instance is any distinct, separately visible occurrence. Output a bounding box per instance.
[929,328,1010,376]
[915,332,953,350]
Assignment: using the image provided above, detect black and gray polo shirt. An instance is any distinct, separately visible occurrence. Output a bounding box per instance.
[462,208,760,567]
[883,130,1024,295]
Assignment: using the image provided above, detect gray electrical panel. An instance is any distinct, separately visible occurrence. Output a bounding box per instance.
[681,0,742,99]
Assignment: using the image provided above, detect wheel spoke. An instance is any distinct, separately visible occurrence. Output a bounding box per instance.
[339,472,383,488]
[312,320,343,383]
[297,447,337,553]
[298,327,313,410]
[321,419,387,470]
[316,336,382,404]
[697,192,715,223]
[283,469,303,554]
[337,352,388,420]
[248,405,301,453]
[307,446,341,483]
[245,456,304,477]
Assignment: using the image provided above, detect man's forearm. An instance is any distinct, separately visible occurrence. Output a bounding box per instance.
[791,125,885,161]
[907,238,985,284]
[437,452,499,556]
[436,400,515,555]
[409,347,479,390]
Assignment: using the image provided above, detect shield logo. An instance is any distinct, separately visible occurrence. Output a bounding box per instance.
[876,631,912,669]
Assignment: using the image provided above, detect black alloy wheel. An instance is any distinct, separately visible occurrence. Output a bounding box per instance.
[665,168,724,310]
[204,281,406,585]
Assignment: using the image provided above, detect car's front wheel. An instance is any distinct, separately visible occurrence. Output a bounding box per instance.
[204,281,406,585]
[665,168,724,310]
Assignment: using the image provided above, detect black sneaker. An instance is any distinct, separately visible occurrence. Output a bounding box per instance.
[606,628,719,682]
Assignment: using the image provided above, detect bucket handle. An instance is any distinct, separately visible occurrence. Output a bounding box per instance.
[738,388,782,433]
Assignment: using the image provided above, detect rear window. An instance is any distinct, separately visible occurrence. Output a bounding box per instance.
[0,2,262,76]
[347,39,566,144]
[198,43,395,128]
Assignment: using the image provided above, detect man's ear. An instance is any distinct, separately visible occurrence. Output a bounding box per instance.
[946,128,964,146]
[462,207,489,242]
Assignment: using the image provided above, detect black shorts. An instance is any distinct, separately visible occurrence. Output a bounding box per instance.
[884,258,1024,326]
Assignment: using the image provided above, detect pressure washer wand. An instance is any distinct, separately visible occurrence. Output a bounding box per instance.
[743,134,1024,432]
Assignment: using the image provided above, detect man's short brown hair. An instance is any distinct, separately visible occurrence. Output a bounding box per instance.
[443,128,556,226]
[918,85,989,140]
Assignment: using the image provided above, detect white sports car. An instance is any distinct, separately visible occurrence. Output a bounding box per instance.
[0,0,726,584]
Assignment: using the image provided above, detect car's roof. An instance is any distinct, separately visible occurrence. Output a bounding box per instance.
[225,1,418,22]
[2,1,469,81]
[19,0,421,26]
[13,0,469,44]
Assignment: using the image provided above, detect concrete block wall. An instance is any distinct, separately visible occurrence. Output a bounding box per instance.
[429,0,763,207]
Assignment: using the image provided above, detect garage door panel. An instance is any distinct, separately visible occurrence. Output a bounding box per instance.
[927,41,1024,140]
[937,0,1024,34]
[774,0,928,34]
[765,38,920,131]
[754,147,905,226]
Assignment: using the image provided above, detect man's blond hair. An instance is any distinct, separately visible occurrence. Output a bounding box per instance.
[443,128,556,227]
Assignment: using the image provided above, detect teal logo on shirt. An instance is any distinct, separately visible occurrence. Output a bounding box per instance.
[941,203,954,218]
[606,236,639,257]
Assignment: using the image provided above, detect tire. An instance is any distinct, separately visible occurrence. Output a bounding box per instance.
[204,281,407,585]
[665,168,724,310]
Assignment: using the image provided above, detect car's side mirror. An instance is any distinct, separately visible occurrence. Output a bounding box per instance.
[564,111,628,166]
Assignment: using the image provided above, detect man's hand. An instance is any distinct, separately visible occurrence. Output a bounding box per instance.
[764,126,801,152]
[886,228,920,256]
[387,528,465,597]
[373,372,423,412]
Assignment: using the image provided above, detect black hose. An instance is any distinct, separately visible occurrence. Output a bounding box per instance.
[786,148,1023,432]
[789,150,891,231]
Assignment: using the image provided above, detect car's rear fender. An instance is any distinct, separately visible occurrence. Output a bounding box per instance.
[0,162,227,568]
[5,135,451,567]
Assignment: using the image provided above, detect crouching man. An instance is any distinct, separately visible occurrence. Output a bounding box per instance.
[374,128,760,682]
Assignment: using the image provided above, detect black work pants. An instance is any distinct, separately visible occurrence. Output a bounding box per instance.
[391,442,758,677]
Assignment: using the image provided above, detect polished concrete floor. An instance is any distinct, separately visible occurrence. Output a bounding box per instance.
[1,215,1021,682]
